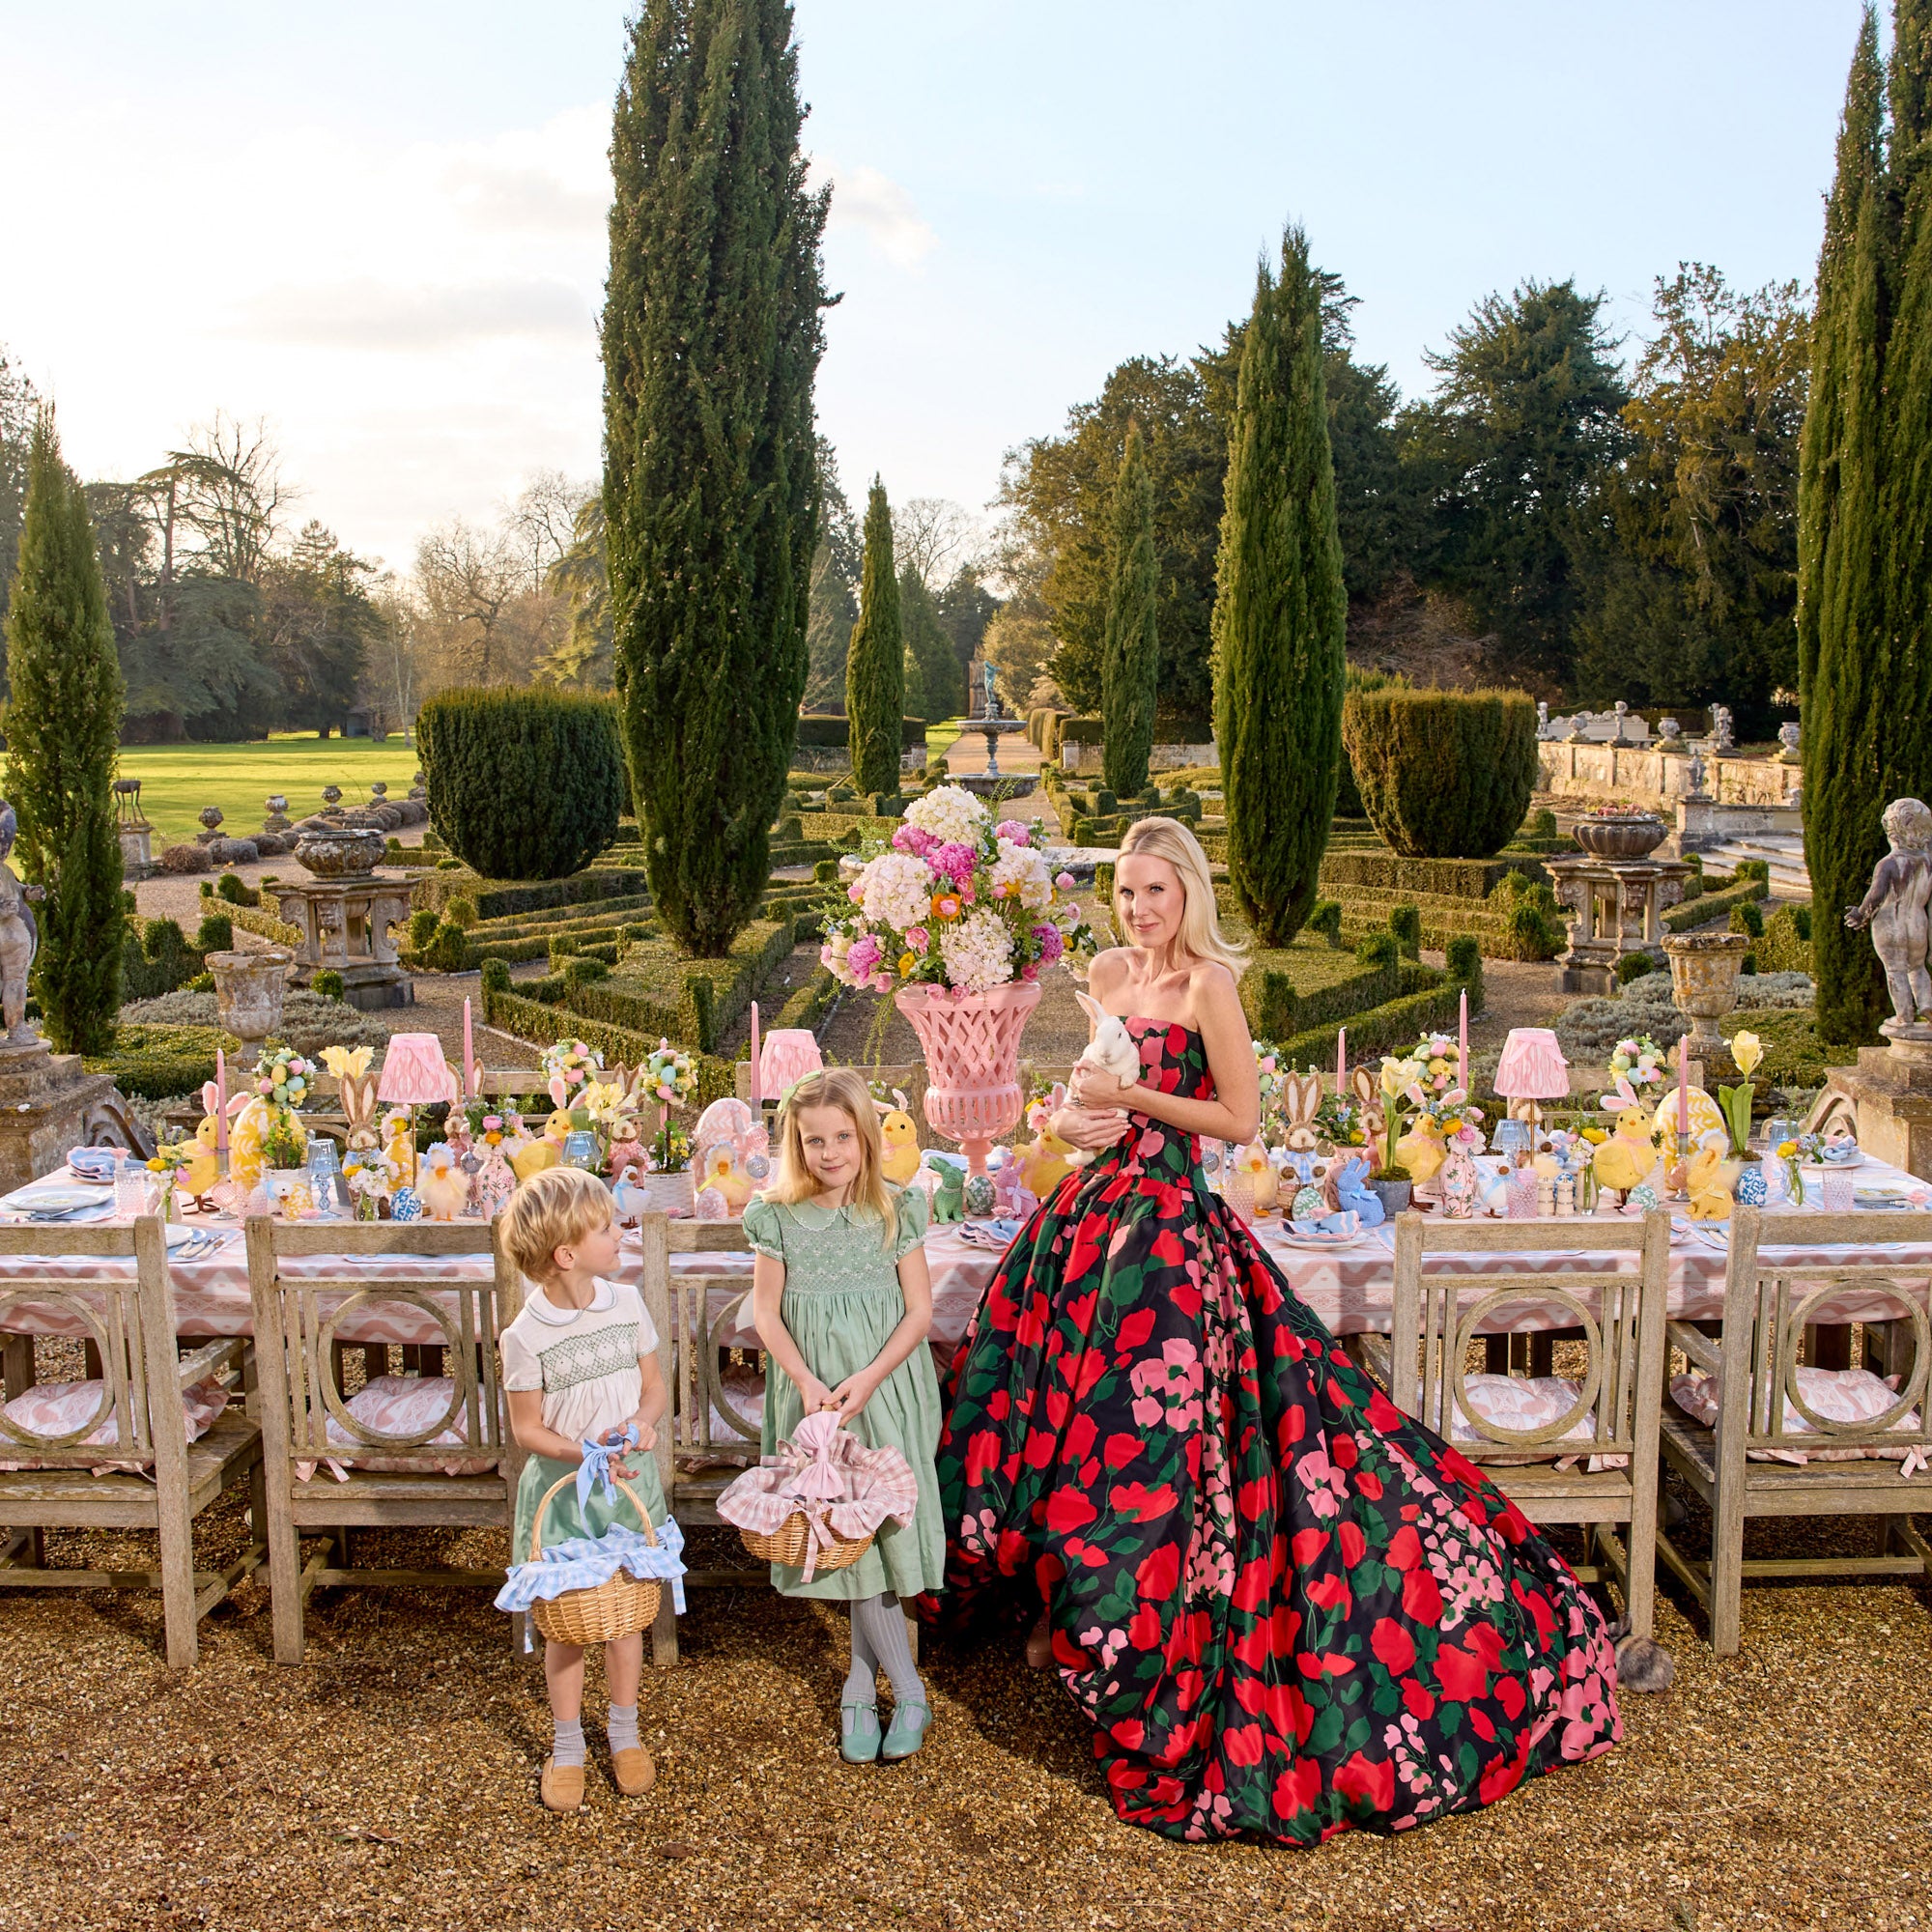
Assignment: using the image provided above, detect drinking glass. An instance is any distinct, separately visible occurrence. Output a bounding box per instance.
[113,1150,152,1218]
[1822,1170,1855,1214]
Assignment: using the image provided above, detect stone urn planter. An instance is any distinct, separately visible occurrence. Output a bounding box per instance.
[1573,812,1669,861]
[1662,931,1750,1082]
[207,950,292,1046]
[294,826,386,877]
[894,980,1042,1184]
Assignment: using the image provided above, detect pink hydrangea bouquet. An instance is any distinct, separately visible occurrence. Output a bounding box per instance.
[820,785,1099,995]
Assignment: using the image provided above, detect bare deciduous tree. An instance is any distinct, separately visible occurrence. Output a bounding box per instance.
[894,497,980,589]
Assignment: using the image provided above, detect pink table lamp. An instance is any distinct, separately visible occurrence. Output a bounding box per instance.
[379,1034,456,1187]
[759,1029,824,1101]
[1493,1028,1569,1126]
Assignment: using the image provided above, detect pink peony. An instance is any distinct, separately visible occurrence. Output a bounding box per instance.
[995,819,1031,845]
[892,823,937,857]
[905,926,930,952]
[846,933,884,980]
[928,841,978,890]
[1021,963,1039,980]
[1055,871,1076,891]
[1031,923,1065,966]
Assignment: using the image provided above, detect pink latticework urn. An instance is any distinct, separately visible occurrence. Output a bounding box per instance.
[894,980,1042,1178]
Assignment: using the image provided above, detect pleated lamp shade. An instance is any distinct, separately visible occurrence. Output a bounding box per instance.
[759,1029,824,1098]
[378,1033,456,1105]
[1493,1028,1570,1100]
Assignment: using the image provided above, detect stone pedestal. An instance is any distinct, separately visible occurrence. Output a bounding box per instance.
[273,875,415,1009]
[119,824,155,880]
[0,1042,147,1191]
[1548,854,1693,995]
[1811,1033,1932,1180]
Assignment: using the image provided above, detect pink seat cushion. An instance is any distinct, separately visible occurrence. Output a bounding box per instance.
[1447,1373,1627,1471]
[0,1378,229,1475]
[297,1375,497,1481]
[1670,1366,1926,1464]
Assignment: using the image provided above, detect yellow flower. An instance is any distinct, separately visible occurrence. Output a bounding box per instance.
[898,953,917,977]
[146,1157,165,1173]
[1581,1126,1607,1144]
[320,1044,374,1080]
[1378,1061,1404,1097]
[1776,1139,1798,1158]
[1730,1030,1764,1077]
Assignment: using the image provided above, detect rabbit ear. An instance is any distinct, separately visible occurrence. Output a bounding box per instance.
[1075,990,1104,1030]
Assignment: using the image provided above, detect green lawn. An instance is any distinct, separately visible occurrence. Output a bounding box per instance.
[115,735,422,847]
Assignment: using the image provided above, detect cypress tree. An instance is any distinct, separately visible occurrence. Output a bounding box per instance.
[846,480,903,795]
[604,0,829,956]
[1801,7,1932,1041]
[1102,421,1159,797]
[3,412,124,1053]
[1210,228,1347,947]
[899,565,955,727]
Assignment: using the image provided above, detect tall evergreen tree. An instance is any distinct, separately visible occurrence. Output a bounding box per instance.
[1102,421,1158,796]
[846,480,903,794]
[3,412,124,1053]
[1211,228,1347,948]
[899,564,955,725]
[1801,10,1906,1042]
[603,0,829,955]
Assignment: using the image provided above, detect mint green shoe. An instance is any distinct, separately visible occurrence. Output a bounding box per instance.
[881,1700,931,1762]
[839,1701,882,1765]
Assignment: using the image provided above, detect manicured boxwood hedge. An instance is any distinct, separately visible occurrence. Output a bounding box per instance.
[83,1023,242,1101]
[1318,851,1546,901]
[1662,875,1768,934]
[412,868,651,922]
[564,918,799,1054]
[1342,687,1540,859]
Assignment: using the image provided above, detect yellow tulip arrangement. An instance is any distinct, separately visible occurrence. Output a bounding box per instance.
[1716,1030,1764,1156]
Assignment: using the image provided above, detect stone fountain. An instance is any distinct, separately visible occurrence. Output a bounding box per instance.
[271,824,414,1010]
[1548,811,1693,995]
[953,663,1036,801]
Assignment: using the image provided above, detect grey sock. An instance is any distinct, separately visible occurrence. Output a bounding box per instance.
[853,1592,924,1709]
[608,1702,639,1753]
[552,1717,585,1768]
[844,1603,879,1707]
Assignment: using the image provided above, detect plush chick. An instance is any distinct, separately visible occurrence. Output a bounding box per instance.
[1686,1141,1734,1221]
[508,1137,560,1183]
[696,1141,754,1214]
[418,1143,472,1222]
[544,1110,575,1144]
[1395,1116,1445,1184]
[878,1106,922,1186]
[1235,1142,1278,1213]
[382,1108,417,1186]
[1017,1123,1076,1203]
[178,1129,221,1209]
[1591,1115,1658,1197]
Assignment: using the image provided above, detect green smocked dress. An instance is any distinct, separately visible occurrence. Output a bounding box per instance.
[742,1188,947,1602]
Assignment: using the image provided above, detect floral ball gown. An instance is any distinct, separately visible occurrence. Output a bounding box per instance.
[934,1018,1621,1845]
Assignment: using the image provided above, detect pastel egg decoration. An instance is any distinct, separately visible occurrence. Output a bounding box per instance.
[1735,1164,1770,1207]
[1628,1180,1661,1213]
[1649,1088,1727,1159]
[389,1186,424,1223]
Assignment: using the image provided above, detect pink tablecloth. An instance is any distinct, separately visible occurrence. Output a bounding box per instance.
[0,1159,1927,1347]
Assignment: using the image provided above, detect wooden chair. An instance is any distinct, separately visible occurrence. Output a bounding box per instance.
[1370,1209,1671,1647]
[1656,1205,1932,1655]
[245,1217,523,1664]
[0,1218,263,1667]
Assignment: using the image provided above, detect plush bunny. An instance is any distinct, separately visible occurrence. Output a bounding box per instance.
[988,1147,1038,1220]
[1321,1151,1385,1226]
[1350,1066,1386,1146]
[1277,1073,1328,1217]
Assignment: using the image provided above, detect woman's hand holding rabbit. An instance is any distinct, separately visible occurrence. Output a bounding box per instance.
[1071,1062,1138,1108]
[1051,1103,1131,1151]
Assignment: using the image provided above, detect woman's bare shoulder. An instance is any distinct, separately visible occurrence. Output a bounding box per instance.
[1187,958,1245,1015]
[1086,948,1132,993]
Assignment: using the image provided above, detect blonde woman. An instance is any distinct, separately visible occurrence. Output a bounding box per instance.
[934,817,1622,1845]
[746,1067,945,1765]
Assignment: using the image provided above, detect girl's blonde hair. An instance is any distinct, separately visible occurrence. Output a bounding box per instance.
[1116,815,1249,980]
[768,1065,897,1246]
[499,1165,614,1284]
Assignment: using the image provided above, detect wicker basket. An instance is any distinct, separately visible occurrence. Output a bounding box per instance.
[527,1471,663,1645]
[739,1505,873,1575]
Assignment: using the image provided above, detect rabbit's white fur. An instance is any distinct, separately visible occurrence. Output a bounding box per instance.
[1063,993,1142,1167]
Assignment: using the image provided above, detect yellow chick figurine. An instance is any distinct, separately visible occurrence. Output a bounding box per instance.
[180,1119,222,1210]
[382,1107,418,1187]
[878,1105,922,1186]
[1394,1115,1445,1185]
[509,1136,560,1183]
[1591,1115,1659,1198]
[1685,1141,1736,1220]
[696,1141,755,1214]
[418,1143,472,1222]
[1234,1142,1278,1213]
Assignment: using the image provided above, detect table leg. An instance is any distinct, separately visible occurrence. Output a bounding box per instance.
[3,1333,32,1401]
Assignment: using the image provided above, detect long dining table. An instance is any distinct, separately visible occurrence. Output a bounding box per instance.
[1,1156,1928,1355]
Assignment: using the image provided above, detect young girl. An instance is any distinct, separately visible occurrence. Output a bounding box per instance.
[499,1166,671,1814]
[744,1066,944,1765]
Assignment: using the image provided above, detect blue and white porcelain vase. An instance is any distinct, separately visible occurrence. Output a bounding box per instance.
[1735,1163,1769,1207]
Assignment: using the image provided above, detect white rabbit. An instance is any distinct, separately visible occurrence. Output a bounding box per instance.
[1063,992,1142,1167]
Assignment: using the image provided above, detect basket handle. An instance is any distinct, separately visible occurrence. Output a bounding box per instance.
[529,1469,660,1565]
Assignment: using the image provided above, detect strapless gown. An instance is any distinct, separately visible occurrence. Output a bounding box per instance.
[932,1018,1621,1844]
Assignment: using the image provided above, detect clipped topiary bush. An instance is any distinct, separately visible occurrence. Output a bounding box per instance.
[1616,950,1654,985]
[1444,934,1484,1013]
[215,872,259,907]
[195,912,233,953]
[408,907,440,950]
[1388,903,1422,961]
[812,858,840,884]
[312,969,346,1001]
[417,685,624,881]
[480,957,512,994]
[1342,686,1539,859]
[1530,807,1557,839]
[1730,899,1766,939]
[445,895,478,930]
[421,921,469,972]
[1505,900,1561,960]
[1335,667,1406,817]
[1355,931,1399,971]
[1307,899,1343,947]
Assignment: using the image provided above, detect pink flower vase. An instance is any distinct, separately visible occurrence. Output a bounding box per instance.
[894,980,1043,1179]
[1439,1139,1481,1220]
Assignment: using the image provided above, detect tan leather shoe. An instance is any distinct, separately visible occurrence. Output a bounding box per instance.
[541,1758,586,1813]
[611,1745,656,1797]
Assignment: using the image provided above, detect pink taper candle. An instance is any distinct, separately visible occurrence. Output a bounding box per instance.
[749,1001,761,1106]
[1458,990,1468,1089]
[1677,1037,1690,1137]
[462,997,476,1098]
[1336,1026,1346,1094]
[214,1049,228,1155]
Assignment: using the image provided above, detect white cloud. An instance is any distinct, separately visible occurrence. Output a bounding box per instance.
[814,158,936,269]
[432,104,611,236]
[233,276,592,351]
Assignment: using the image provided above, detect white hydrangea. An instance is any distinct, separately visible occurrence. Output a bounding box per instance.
[904,784,987,847]
[860,851,934,934]
[939,907,1014,992]
[988,840,1053,910]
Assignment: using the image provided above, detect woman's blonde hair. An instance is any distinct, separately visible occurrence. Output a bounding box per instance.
[499,1165,614,1284]
[767,1065,896,1246]
[1116,815,1249,980]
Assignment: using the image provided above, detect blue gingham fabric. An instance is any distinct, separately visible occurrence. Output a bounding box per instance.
[495,1516,688,1617]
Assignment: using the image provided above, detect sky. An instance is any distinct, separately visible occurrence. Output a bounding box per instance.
[0,1,1871,575]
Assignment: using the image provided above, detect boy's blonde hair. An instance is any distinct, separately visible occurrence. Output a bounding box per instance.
[767,1065,895,1246]
[499,1165,613,1284]
[1117,815,1249,980]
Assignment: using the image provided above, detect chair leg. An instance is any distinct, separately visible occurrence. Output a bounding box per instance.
[156,1480,201,1669]
[651,1587,678,1667]
[1625,1482,1658,1645]
[266,1491,306,1667]
[1709,1488,1745,1658]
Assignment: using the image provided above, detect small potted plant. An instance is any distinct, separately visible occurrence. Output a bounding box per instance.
[635,1039,697,1213]
[1368,1051,1421,1215]
[261,1112,312,1216]
[343,1148,399,1221]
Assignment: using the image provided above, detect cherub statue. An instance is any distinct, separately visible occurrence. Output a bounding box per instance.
[0,801,44,1045]
[1846,796,1932,1033]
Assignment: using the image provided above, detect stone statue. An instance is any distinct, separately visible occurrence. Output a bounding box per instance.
[1846,797,1932,1034]
[980,659,998,720]
[1709,703,1735,753]
[0,802,45,1045]
[1536,699,1549,735]
[1777,721,1802,764]
[1688,749,1709,797]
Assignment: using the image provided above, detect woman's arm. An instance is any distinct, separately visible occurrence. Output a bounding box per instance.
[1070,965,1261,1145]
[827,1243,934,1421]
[751,1250,835,1411]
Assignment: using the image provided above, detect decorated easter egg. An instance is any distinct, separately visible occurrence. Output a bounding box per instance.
[1628,1181,1661,1213]
[389,1187,423,1223]
[1649,1088,1726,1157]
[1735,1164,1769,1206]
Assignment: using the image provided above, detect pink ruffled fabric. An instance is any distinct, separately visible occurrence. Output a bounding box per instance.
[717,1408,917,1579]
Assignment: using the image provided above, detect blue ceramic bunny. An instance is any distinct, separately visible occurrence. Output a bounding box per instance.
[1322,1152,1385,1228]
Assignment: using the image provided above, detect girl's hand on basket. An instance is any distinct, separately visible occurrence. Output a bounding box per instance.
[798,1374,837,1414]
[826,1369,881,1423]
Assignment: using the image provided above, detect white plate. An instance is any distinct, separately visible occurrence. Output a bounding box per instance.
[165,1223,209,1249]
[1273,1229,1367,1250]
[1801,1152,1865,1173]
[15,1185,103,1211]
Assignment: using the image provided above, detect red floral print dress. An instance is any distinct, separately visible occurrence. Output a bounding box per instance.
[933,1018,1621,1844]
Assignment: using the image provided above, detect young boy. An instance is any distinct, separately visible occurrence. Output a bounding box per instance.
[499,1166,669,1814]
